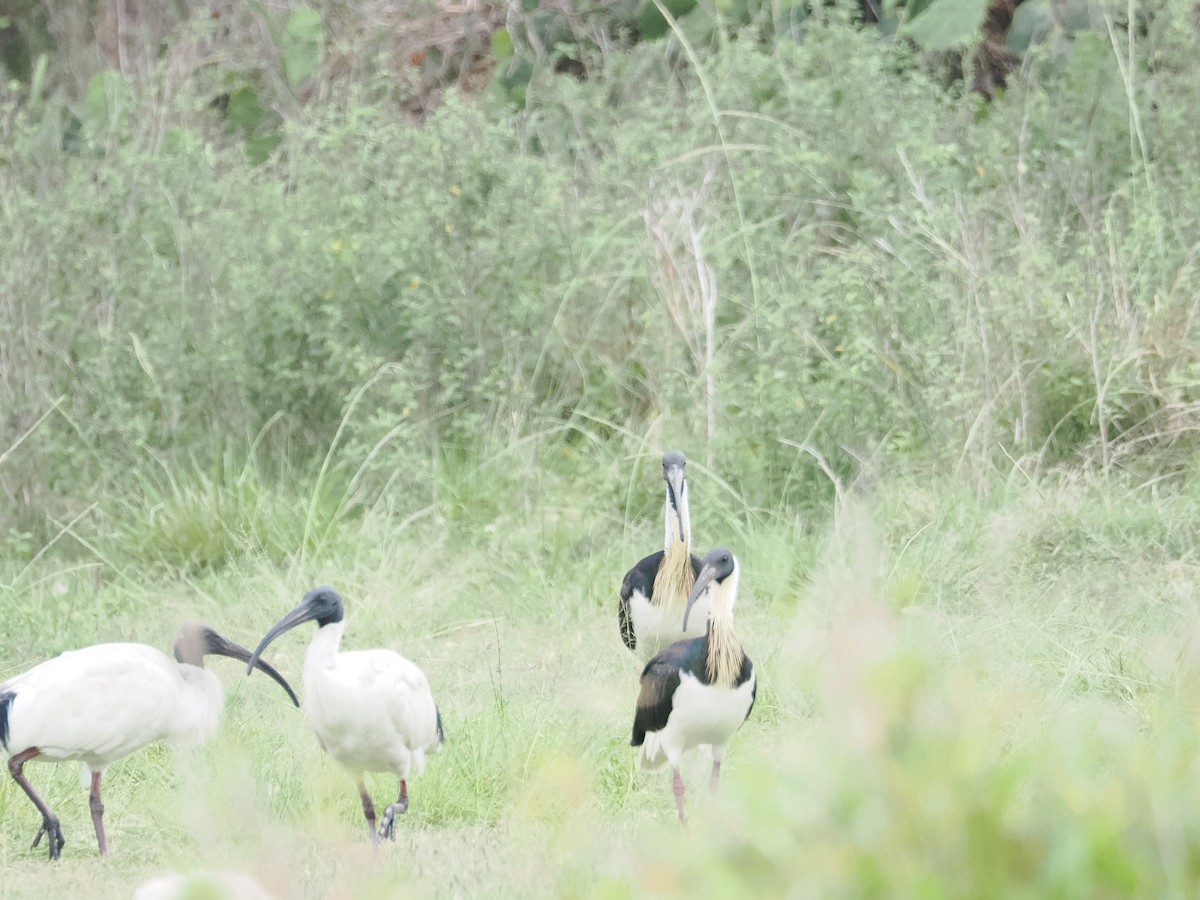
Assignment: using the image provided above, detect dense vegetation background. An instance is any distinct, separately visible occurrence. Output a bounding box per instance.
[3,1,1200,896]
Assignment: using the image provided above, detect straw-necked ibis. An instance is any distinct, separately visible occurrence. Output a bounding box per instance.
[619,450,707,660]
[630,546,755,823]
[0,623,298,860]
[246,586,444,845]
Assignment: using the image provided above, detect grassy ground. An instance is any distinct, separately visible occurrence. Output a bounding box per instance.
[4,460,1200,897]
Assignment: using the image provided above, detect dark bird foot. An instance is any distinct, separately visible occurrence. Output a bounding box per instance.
[379,800,408,841]
[31,819,66,860]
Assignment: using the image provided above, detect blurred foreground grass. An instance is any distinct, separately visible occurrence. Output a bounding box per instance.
[4,463,1200,897]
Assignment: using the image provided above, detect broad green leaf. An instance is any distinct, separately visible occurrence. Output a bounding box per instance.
[29,52,47,102]
[636,0,699,41]
[84,69,129,129]
[281,7,324,89]
[901,0,988,51]
[903,0,939,19]
[225,84,270,134]
[491,28,514,63]
[245,131,282,165]
[159,126,202,157]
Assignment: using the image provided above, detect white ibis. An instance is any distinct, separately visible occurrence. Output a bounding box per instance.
[619,450,707,660]
[0,623,298,860]
[630,546,756,824]
[246,586,444,845]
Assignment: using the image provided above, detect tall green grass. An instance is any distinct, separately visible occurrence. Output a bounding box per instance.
[6,8,1200,548]
[5,455,1200,895]
[5,6,1200,896]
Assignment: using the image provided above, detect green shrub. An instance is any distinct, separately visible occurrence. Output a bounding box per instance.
[4,9,1200,550]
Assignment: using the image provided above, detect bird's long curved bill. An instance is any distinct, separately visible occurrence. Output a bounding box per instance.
[666,464,686,541]
[682,563,716,632]
[207,631,300,707]
[245,602,316,681]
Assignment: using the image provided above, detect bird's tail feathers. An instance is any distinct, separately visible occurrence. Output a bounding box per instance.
[435,707,445,746]
[0,690,12,750]
[636,734,668,772]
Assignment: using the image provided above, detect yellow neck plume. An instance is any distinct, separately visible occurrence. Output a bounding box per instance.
[652,539,696,619]
[705,600,744,688]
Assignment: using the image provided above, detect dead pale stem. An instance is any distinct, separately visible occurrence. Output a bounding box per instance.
[693,223,718,468]
[1088,290,1111,472]
[644,170,719,466]
[1076,286,1145,473]
[0,397,64,472]
[1105,6,1167,267]
[779,439,845,503]
[900,149,1015,466]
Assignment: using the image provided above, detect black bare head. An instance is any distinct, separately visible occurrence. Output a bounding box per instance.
[175,623,299,706]
[299,585,346,627]
[661,450,688,540]
[245,586,345,678]
[682,546,738,631]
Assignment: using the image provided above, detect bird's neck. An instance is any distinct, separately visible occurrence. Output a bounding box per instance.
[662,488,690,551]
[654,491,695,616]
[303,620,345,688]
[173,665,224,745]
[705,582,744,689]
[653,543,696,618]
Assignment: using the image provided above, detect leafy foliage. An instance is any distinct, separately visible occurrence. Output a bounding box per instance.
[6,6,1200,897]
[901,0,990,51]
[4,9,1200,547]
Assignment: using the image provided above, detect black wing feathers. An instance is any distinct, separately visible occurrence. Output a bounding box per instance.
[742,655,757,722]
[619,550,664,651]
[618,592,636,651]
[630,660,681,746]
[0,691,14,750]
[630,638,705,746]
[618,551,705,651]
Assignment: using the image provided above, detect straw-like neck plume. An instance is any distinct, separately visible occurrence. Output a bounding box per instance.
[653,453,695,616]
[703,565,744,688]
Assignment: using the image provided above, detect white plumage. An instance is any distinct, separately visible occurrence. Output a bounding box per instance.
[247,586,444,844]
[4,644,221,765]
[625,590,709,661]
[636,670,757,774]
[619,450,708,660]
[630,547,756,823]
[0,624,297,860]
[301,626,441,780]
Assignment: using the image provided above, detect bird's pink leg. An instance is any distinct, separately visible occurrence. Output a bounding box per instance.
[8,748,66,860]
[380,780,408,841]
[357,780,379,846]
[672,767,686,825]
[710,760,721,792]
[89,770,108,855]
